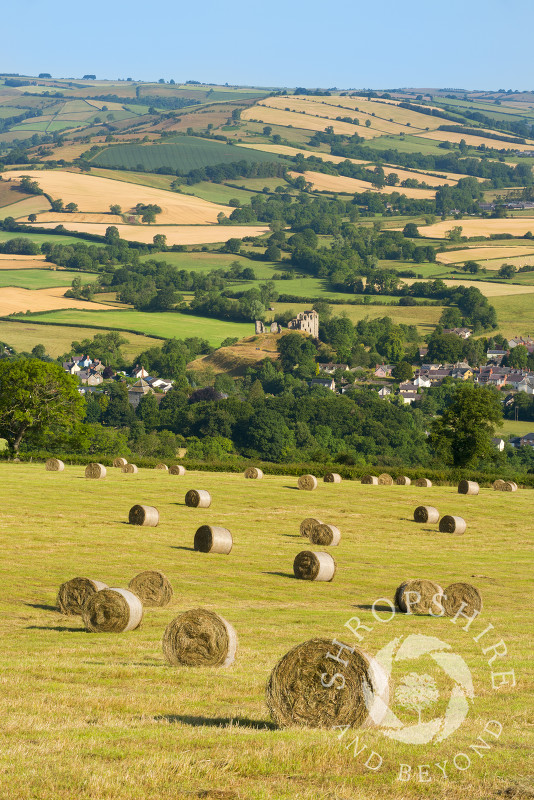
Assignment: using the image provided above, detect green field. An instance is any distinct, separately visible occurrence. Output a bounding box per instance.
[0,270,96,289]
[0,464,531,800]
[270,301,444,332]
[497,419,534,438]
[22,309,252,345]
[90,139,285,173]
[491,294,534,338]
[0,231,93,248]
[0,319,161,359]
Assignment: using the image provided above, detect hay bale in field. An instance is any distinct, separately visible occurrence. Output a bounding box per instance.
[439,515,467,535]
[265,638,389,729]
[57,577,108,615]
[395,579,443,615]
[169,465,186,476]
[129,504,159,527]
[128,570,173,607]
[492,479,506,491]
[361,474,378,485]
[85,462,106,479]
[458,480,479,495]
[244,467,263,479]
[298,474,318,491]
[293,551,336,581]
[155,463,168,471]
[299,517,323,538]
[415,478,432,487]
[113,457,128,468]
[194,525,233,554]
[45,458,64,472]
[309,524,341,547]
[503,481,518,492]
[185,489,212,508]
[378,473,393,485]
[122,463,138,474]
[324,472,341,483]
[395,475,411,485]
[413,505,439,524]
[83,587,143,633]
[162,608,237,667]
[443,582,482,618]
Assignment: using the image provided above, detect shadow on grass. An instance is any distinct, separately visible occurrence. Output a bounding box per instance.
[26,625,88,633]
[24,602,57,612]
[354,604,396,612]
[262,571,295,579]
[281,534,301,538]
[171,546,195,552]
[155,714,277,730]
[283,486,299,490]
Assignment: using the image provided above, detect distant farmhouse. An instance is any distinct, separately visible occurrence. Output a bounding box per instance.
[255,310,319,338]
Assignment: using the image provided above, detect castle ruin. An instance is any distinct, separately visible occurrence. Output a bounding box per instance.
[255,310,318,338]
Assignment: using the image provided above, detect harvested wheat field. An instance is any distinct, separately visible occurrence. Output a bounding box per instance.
[290,170,436,199]
[402,277,534,297]
[0,254,50,270]
[0,286,117,315]
[35,212,124,224]
[0,195,51,219]
[437,246,534,265]
[241,105,372,137]
[420,218,534,238]
[237,143,461,185]
[0,464,531,800]
[4,169,231,225]
[258,96,408,135]
[21,222,269,246]
[415,129,534,151]
[309,95,450,129]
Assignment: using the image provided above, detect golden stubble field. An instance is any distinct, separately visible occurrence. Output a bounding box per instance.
[0,286,117,315]
[0,464,531,800]
[3,169,231,225]
[420,218,534,238]
[289,170,437,199]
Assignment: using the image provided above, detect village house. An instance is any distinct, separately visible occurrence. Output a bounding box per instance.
[318,363,349,374]
[413,374,431,388]
[374,364,394,378]
[491,437,506,452]
[131,365,149,380]
[77,369,103,386]
[442,327,472,339]
[399,381,418,395]
[127,378,154,408]
[146,377,174,393]
[398,391,419,405]
[517,376,534,395]
[377,386,392,397]
[310,377,335,391]
[487,349,508,363]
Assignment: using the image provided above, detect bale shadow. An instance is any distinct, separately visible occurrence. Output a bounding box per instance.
[281,534,301,539]
[24,602,57,612]
[283,486,299,490]
[354,604,396,612]
[171,546,195,552]
[26,625,88,633]
[262,571,295,579]
[155,714,277,730]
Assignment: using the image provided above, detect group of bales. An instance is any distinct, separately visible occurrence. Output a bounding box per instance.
[46,460,516,728]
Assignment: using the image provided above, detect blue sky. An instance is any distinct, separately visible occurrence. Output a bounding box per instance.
[2,0,532,90]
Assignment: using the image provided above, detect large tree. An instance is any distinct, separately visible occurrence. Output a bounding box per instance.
[429,383,502,467]
[0,360,85,454]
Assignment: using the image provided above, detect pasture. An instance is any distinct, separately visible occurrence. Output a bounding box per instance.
[0,319,160,359]
[5,170,231,225]
[0,464,531,800]
[0,269,96,289]
[269,301,444,333]
[22,308,253,346]
[490,294,534,338]
[89,139,283,172]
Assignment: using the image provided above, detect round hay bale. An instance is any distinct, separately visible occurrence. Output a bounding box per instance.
[378,473,393,485]
[244,467,263,479]
[361,474,378,485]
[45,458,64,472]
[395,579,444,615]
[415,478,432,487]
[492,479,506,491]
[129,504,159,526]
[113,457,128,468]
[169,465,186,476]
[439,515,467,534]
[194,525,233,554]
[413,505,439,524]
[503,481,518,492]
[57,577,108,615]
[299,517,323,538]
[458,480,479,495]
[443,582,482,618]
[266,638,389,729]
[162,608,237,667]
[293,551,336,582]
[122,463,138,474]
[155,463,168,471]
[85,462,106,479]
[309,524,341,547]
[185,489,212,508]
[297,474,318,491]
[395,475,411,485]
[83,588,143,633]
[128,570,173,607]
[324,472,341,483]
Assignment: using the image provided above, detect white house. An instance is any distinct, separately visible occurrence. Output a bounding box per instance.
[491,437,505,452]
[377,386,392,397]
[414,375,431,388]
[517,377,534,395]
